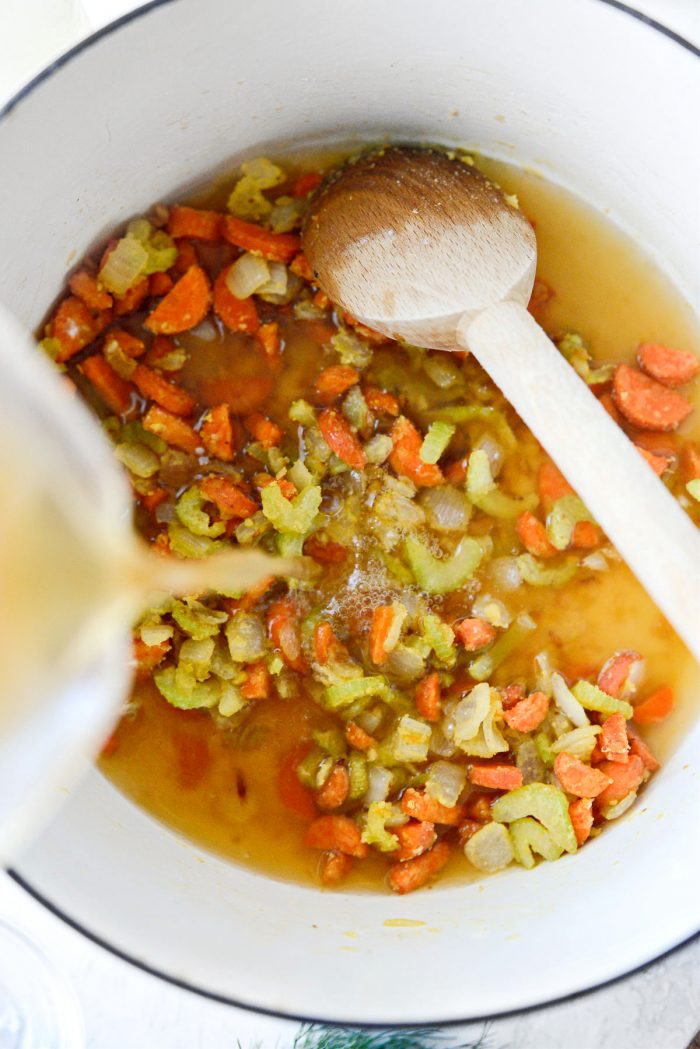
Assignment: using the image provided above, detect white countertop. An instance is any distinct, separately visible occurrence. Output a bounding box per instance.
[0,2,698,1046]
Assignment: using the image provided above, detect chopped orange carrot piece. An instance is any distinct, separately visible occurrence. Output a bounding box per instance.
[167,205,221,241]
[113,277,149,317]
[637,342,699,387]
[292,171,323,197]
[305,815,368,858]
[319,850,353,886]
[144,265,211,335]
[313,621,347,665]
[395,820,437,862]
[204,474,259,519]
[389,416,443,487]
[612,364,691,431]
[345,721,376,753]
[538,460,574,509]
[200,404,235,462]
[571,520,599,549]
[679,442,700,483]
[594,755,645,806]
[463,792,494,822]
[237,575,275,612]
[133,637,171,679]
[240,661,270,700]
[131,363,196,417]
[401,787,465,826]
[315,365,360,403]
[244,411,283,448]
[303,535,348,564]
[69,270,112,311]
[626,726,660,771]
[503,690,549,733]
[172,238,198,276]
[632,685,674,725]
[223,215,301,263]
[363,386,400,417]
[388,840,450,894]
[454,617,497,652]
[316,764,350,811]
[318,408,366,470]
[568,798,593,846]
[415,672,442,723]
[137,485,168,514]
[636,444,669,476]
[255,321,282,364]
[52,296,109,362]
[443,456,470,485]
[278,744,318,822]
[457,819,483,846]
[213,267,260,333]
[341,311,390,345]
[516,511,557,558]
[142,404,201,454]
[500,682,526,710]
[369,605,395,665]
[100,730,120,758]
[289,252,314,281]
[554,752,612,798]
[80,355,135,415]
[149,271,174,298]
[268,597,308,674]
[143,334,177,367]
[469,764,523,790]
[312,289,330,310]
[105,327,146,358]
[598,391,623,424]
[254,473,297,500]
[599,713,629,764]
[597,650,642,698]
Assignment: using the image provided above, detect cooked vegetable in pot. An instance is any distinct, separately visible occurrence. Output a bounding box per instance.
[40,148,699,893]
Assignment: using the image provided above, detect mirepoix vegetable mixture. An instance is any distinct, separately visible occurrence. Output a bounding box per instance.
[40,149,700,894]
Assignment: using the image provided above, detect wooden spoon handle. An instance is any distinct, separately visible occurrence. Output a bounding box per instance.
[459,300,700,662]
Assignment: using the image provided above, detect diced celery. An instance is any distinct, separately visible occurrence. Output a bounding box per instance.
[430,405,516,452]
[276,532,305,558]
[571,680,634,719]
[466,448,495,497]
[686,479,700,502]
[421,613,456,667]
[404,535,485,595]
[534,731,555,767]
[361,802,400,852]
[342,385,370,431]
[464,822,514,873]
[467,449,537,519]
[240,156,285,189]
[235,511,271,546]
[546,495,592,551]
[154,666,220,710]
[331,328,372,369]
[168,522,225,559]
[170,599,227,640]
[468,613,536,682]
[287,459,314,491]
[225,611,267,663]
[103,336,137,379]
[419,420,455,464]
[114,442,160,479]
[126,218,177,276]
[557,332,615,386]
[99,235,149,295]
[509,817,563,869]
[491,783,577,853]
[138,620,174,646]
[296,746,324,788]
[423,353,462,389]
[227,176,273,221]
[348,752,369,800]
[325,676,387,710]
[289,399,317,427]
[175,486,226,538]
[377,550,414,586]
[516,553,578,587]
[261,481,322,534]
[312,727,347,759]
[39,337,62,361]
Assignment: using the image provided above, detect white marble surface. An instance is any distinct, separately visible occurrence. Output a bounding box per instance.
[1,1,699,1046]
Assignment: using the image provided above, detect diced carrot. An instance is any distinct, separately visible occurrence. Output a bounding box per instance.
[612,364,691,431]
[538,460,574,509]
[174,734,211,790]
[113,277,149,317]
[369,605,395,665]
[200,404,235,462]
[278,744,318,822]
[468,764,523,790]
[500,682,526,710]
[142,404,201,454]
[289,252,314,281]
[52,296,109,362]
[389,416,443,487]
[137,485,168,514]
[443,456,469,484]
[213,267,260,333]
[598,391,623,424]
[149,272,174,298]
[240,661,270,700]
[223,215,301,263]
[303,536,348,564]
[569,798,594,846]
[100,730,120,759]
[255,321,282,365]
[527,278,553,314]
[632,685,674,725]
[172,238,198,276]
[597,650,642,698]
[637,342,699,387]
[680,442,700,483]
[345,721,376,753]
[454,617,497,652]
[254,473,297,499]
[313,621,347,665]
[341,311,390,346]
[599,713,629,764]
[316,764,350,811]
[69,270,112,311]
[318,408,366,470]
[315,365,359,404]
[626,726,660,772]
[80,355,135,415]
[319,850,353,886]
[503,690,549,733]
[151,530,171,556]
[199,477,258,522]
[594,755,645,806]
[143,334,176,367]
[636,444,669,476]
[238,575,275,612]
[400,787,465,826]
[415,672,442,723]
[268,597,308,674]
[245,411,283,448]
[131,363,196,417]
[571,520,599,549]
[516,511,557,558]
[167,205,222,241]
[457,819,483,846]
[133,636,171,679]
[305,815,368,858]
[292,171,323,197]
[312,289,330,310]
[144,265,211,335]
[388,840,450,894]
[463,792,493,822]
[363,386,400,417]
[105,327,146,359]
[395,820,437,862]
[554,752,612,798]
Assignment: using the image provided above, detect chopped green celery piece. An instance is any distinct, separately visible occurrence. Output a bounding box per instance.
[557,332,615,386]
[342,385,370,430]
[420,420,455,464]
[348,752,369,800]
[312,728,347,759]
[686,479,700,502]
[104,336,137,379]
[225,611,267,663]
[571,680,634,719]
[168,522,225,559]
[404,535,485,595]
[467,449,537,519]
[464,822,514,873]
[114,442,159,479]
[361,802,400,852]
[328,453,350,476]
[121,420,166,455]
[388,714,432,762]
[466,448,495,497]
[377,550,414,586]
[267,447,288,475]
[331,328,372,368]
[154,666,220,710]
[430,406,517,452]
[240,157,285,189]
[421,613,456,667]
[99,234,149,295]
[325,676,388,710]
[546,494,592,551]
[491,783,577,853]
[126,218,177,276]
[276,532,305,558]
[218,682,248,717]
[468,613,536,682]
[267,653,285,676]
[517,553,578,587]
[175,486,226,538]
[261,481,322,534]
[509,817,563,869]
[287,459,314,491]
[534,731,555,767]
[289,398,317,426]
[296,746,324,788]
[170,599,227,640]
[39,337,62,362]
[364,434,393,464]
[235,511,271,546]
[227,176,273,221]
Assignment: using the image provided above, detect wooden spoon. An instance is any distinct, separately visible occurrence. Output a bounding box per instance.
[303,146,700,660]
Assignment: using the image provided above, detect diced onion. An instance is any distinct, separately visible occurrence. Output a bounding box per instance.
[419,485,471,532]
[474,434,503,477]
[426,761,466,807]
[364,766,393,805]
[225,252,270,298]
[488,556,523,592]
[552,672,590,728]
[464,822,514,873]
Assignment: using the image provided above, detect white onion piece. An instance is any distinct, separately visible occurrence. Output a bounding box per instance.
[225,252,270,298]
[601,790,638,821]
[488,556,523,592]
[472,593,511,629]
[426,761,466,807]
[364,766,393,805]
[464,822,514,872]
[189,318,218,341]
[551,672,590,728]
[474,434,504,477]
[419,485,472,532]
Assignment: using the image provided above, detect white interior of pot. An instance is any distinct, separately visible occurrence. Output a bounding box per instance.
[1,0,698,1025]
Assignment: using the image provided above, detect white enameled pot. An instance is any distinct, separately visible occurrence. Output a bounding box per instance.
[0,0,698,1026]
